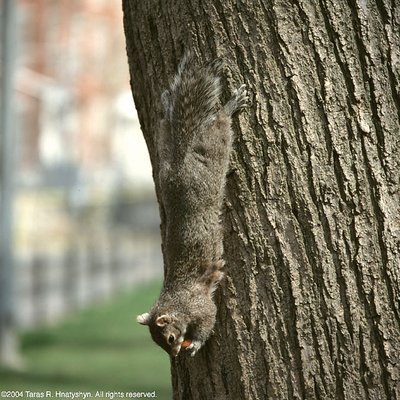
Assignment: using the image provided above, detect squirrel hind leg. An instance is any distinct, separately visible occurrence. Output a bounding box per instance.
[207,57,224,74]
[224,84,249,116]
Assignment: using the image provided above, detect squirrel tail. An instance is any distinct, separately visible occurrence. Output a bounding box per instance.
[161,52,222,144]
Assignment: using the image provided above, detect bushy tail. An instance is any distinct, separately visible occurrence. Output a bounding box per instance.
[161,52,222,143]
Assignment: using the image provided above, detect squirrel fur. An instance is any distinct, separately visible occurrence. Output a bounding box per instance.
[137,52,248,357]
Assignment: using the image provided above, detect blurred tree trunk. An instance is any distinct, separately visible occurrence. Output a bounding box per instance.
[122,1,400,399]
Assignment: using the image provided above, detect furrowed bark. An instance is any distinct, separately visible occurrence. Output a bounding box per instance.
[123,1,400,398]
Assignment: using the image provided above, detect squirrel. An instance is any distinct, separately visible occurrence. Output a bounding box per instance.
[137,52,248,357]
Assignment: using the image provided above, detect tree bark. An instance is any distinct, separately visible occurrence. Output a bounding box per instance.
[122,1,400,399]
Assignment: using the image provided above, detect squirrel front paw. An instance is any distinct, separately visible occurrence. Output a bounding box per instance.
[186,340,203,357]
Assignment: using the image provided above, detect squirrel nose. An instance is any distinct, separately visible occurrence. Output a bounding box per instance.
[171,345,181,357]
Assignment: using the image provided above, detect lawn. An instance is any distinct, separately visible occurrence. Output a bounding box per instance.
[0,281,172,399]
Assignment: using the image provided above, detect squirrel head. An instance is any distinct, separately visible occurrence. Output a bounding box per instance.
[137,312,186,357]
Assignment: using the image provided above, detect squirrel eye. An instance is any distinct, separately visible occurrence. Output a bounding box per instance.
[168,335,175,344]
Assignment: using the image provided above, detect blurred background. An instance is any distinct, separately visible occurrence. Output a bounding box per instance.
[0,0,170,397]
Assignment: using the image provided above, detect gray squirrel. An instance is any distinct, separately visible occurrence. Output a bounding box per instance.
[137,52,248,357]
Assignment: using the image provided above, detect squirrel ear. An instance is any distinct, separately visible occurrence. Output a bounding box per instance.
[156,314,172,327]
[137,312,151,325]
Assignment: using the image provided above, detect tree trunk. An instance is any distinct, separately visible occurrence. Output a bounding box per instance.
[122,1,400,399]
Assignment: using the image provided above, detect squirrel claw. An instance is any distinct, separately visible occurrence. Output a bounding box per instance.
[186,340,202,357]
[234,84,249,109]
[224,83,249,116]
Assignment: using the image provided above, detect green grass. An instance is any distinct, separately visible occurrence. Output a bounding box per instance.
[0,281,172,399]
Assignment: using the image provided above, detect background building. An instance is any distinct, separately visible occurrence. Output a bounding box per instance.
[1,0,162,329]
